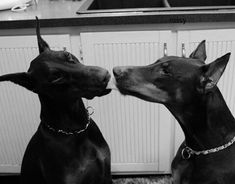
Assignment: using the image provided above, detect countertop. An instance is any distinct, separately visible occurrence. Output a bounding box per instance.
[1,0,235,29]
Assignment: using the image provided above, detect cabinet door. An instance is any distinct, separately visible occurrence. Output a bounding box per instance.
[0,35,71,173]
[175,29,235,154]
[81,31,175,174]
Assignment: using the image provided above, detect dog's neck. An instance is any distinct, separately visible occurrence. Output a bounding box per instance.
[39,95,89,132]
[167,87,235,151]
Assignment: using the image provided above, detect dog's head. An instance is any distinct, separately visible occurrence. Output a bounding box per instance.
[113,40,231,105]
[0,17,111,101]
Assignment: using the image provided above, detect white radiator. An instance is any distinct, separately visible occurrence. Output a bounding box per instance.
[81,31,174,174]
[0,35,71,173]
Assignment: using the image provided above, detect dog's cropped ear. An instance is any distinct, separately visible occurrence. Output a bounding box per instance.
[199,53,231,92]
[189,40,207,62]
[36,17,50,54]
[0,72,36,92]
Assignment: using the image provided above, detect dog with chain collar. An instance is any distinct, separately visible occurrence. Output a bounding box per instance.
[0,18,112,184]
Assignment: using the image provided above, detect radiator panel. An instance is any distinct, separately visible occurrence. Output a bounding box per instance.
[81,31,173,173]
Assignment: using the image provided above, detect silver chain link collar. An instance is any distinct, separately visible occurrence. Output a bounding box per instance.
[44,106,94,136]
[182,135,235,159]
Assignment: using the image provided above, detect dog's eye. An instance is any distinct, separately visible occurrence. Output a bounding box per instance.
[160,63,171,76]
[64,52,75,64]
[163,68,170,74]
[160,68,171,76]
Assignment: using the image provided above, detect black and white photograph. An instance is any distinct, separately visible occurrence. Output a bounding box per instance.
[0,0,235,184]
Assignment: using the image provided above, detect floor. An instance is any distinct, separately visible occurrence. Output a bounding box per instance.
[0,175,172,184]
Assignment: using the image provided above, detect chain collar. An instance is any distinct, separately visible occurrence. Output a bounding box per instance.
[182,135,235,159]
[44,106,94,136]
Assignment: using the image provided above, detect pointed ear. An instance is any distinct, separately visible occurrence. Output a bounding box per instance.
[36,16,50,54]
[0,72,36,92]
[189,40,207,62]
[199,53,231,92]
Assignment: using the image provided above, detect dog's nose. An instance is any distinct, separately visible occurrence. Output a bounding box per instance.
[113,66,126,78]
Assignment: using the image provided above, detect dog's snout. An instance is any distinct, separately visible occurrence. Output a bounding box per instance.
[113,67,121,77]
[96,68,110,83]
[113,66,127,78]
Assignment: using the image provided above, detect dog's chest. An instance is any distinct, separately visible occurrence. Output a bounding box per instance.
[40,133,110,184]
[63,141,109,184]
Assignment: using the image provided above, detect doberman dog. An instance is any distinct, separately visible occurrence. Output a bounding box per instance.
[0,18,112,184]
[113,40,235,184]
